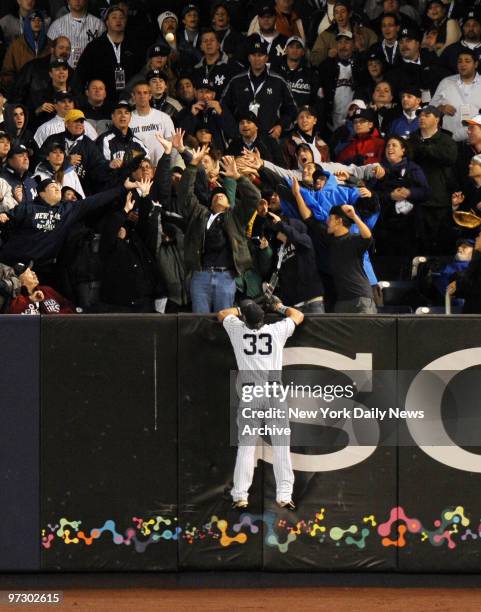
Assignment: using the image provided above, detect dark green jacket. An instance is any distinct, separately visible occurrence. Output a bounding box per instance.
[409,129,458,208]
[177,164,260,275]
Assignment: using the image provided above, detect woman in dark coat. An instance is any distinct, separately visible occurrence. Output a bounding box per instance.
[374,135,429,274]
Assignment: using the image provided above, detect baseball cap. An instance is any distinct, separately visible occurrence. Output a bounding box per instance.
[462,114,481,127]
[286,36,305,48]
[148,42,170,58]
[49,58,69,69]
[54,90,74,102]
[336,30,353,40]
[28,9,45,20]
[147,69,169,82]
[399,27,422,42]
[37,178,58,192]
[461,10,481,26]
[352,108,375,121]
[238,111,258,125]
[44,140,65,154]
[247,35,269,55]
[348,98,367,110]
[64,109,85,122]
[7,144,28,159]
[457,237,475,246]
[112,99,131,111]
[192,72,215,90]
[401,85,422,98]
[0,130,11,141]
[297,104,317,117]
[367,51,385,63]
[209,186,228,204]
[240,299,265,330]
[182,4,199,17]
[257,2,276,16]
[417,105,442,118]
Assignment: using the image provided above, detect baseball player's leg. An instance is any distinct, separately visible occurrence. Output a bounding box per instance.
[231,444,257,501]
[272,443,294,504]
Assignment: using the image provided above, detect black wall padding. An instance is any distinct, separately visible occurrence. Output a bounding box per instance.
[177,315,264,569]
[262,316,398,571]
[398,317,481,572]
[40,316,178,570]
[0,317,40,570]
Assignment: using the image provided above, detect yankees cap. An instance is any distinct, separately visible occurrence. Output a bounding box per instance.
[240,299,265,330]
[147,69,169,82]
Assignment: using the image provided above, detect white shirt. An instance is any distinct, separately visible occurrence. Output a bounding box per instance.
[331,62,353,131]
[223,315,295,372]
[34,115,97,148]
[47,13,105,67]
[129,108,175,166]
[431,73,481,141]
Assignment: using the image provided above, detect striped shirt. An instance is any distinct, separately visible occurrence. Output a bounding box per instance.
[47,13,105,68]
[223,315,295,372]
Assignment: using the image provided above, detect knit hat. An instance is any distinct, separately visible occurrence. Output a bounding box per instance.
[158,11,178,31]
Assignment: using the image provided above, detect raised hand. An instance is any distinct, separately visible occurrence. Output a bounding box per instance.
[124,191,135,213]
[155,133,173,155]
[0,213,10,224]
[219,155,241,180]
[358,187,372,198]
[340,204,356,219]
[138,178,153,197]
[241,147,262,169]
[191,144,210,166]
[291,176,301,196]
[171,128,185,152]
[30,289,45,302]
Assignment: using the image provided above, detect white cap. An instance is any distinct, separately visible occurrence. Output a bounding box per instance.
[348,99,367,110]
[463,114,481,127]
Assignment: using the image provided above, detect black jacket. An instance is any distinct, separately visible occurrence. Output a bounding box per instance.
[270,56,322,115]
[73,32,144,101]
[191,52,242,98]
[221,68,298,135]
[409,128,458,208]
[1,185,124,265]
[42,130,111,192]
[385,50,451,97]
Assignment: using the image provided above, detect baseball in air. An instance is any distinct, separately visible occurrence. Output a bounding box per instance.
[165,32,175,43]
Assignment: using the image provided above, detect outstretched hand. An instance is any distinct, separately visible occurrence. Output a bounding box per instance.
[155,133,173,155]
[191,144,210,166]
[291,176,301,196]
[124,191,135,213]
[241,147,262,170]
[171,128,185,152]
[220,155,241,180]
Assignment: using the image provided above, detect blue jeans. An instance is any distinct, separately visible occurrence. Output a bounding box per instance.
[190,270,236,313]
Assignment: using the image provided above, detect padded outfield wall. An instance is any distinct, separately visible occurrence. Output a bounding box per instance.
[1,314,481,572]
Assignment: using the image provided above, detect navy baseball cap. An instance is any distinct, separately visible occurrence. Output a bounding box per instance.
[37,178,58,192]
[352,108,376,122]
[147,69,169,82]
[238,111,258,125]
[49,58,69,69]
[53,90,74,102]
[399,27,422,42]
[7,144,28,158]
[247,35,269,55]
[417,105,442,118]
[112,99,132,111]
[240,299,265,329]
[257,2,275,16]
[148,42,170,58]
[182,4,199,17]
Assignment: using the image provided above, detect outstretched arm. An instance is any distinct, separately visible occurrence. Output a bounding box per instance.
[217,306,241,322]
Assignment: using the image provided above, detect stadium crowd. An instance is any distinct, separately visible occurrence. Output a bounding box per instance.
[0,0,480,315]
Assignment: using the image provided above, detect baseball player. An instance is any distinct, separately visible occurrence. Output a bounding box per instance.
[217,298,304,510]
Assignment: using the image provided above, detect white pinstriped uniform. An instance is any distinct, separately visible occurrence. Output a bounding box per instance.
[223,315,295,503]
[47,14,105,68]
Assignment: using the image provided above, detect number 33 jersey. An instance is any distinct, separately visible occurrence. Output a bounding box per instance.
[222,315,295,372]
